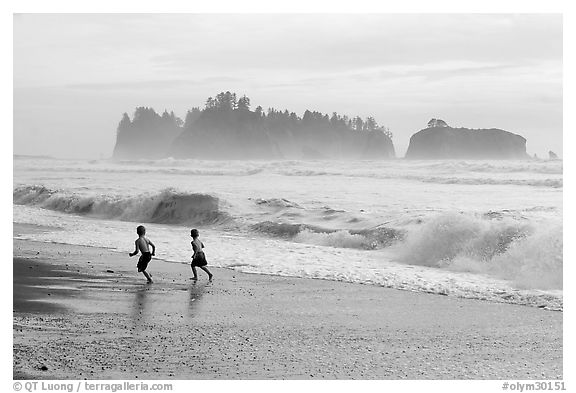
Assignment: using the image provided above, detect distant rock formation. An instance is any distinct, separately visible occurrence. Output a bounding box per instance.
[112,107,186,159]
[171,109,395,160]
[405,119,529,159]
[113,92,396,160]
[548,150,559,160]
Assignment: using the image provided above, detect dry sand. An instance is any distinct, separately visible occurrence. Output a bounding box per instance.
[13,227,562,380]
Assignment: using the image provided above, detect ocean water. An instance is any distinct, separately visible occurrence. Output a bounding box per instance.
[13,157,563,310]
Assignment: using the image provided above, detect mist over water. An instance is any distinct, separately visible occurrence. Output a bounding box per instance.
[13,157,563,309]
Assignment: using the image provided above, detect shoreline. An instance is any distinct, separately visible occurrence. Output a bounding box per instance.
[13,222,563,312]
[13,233,563,379]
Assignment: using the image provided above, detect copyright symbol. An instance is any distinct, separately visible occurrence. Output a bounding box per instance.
[13,382,22,391]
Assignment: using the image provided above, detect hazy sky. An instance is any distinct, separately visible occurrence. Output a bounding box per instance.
[13,13,562,158]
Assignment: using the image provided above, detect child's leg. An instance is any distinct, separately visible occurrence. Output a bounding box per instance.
[142,270,153,283]
[191,266,198,280]
[199,266,213,280]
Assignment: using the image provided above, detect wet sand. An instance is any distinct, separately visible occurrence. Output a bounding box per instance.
[13,229,562,379]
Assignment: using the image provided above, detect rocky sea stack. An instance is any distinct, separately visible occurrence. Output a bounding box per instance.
[405,119,529,159]
[113,92,396,160]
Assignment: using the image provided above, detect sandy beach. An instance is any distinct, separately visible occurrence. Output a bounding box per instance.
[13,225,562,380]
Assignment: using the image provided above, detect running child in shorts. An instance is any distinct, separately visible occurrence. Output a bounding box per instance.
[190,228,213,282]
[129,225,156,283]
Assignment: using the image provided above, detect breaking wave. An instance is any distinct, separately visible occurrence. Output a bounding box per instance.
[18,165,264,177]
[277,169,562,188]
[417,176,562,188]
[394,212,562,290]
[251,221,403,250]
[13,185,232,226]
[253,198,302,209]
[108,157,563,175]
[415,160,563,174]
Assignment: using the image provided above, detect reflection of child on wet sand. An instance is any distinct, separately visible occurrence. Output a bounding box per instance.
[129,225,156,283]
[190,228,213,282]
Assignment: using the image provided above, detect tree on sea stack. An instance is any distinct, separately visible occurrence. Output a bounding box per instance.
[365,116,377,132]
[117,113,131,134]
[427,118,449,128]
[237,95,251,111]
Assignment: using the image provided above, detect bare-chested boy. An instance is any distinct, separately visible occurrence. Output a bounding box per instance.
[129,225,156,283]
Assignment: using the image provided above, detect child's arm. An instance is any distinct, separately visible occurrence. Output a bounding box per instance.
[148,239,156,256]
[129,240,139,257]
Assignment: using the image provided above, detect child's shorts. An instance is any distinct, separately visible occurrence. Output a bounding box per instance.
[191,252,207,267]
[137,252,152,272]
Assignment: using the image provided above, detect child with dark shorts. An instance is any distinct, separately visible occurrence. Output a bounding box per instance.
[129,225,156,283]
[190,228,213,281]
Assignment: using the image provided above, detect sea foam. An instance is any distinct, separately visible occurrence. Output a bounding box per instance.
[394,212,562,290]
